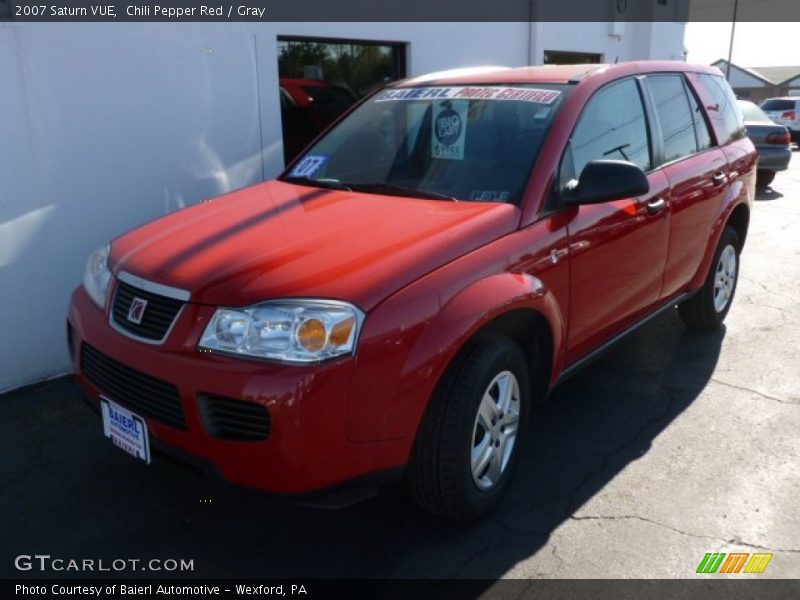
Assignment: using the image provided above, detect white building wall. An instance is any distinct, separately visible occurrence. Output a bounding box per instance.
[0,21,685,393]
[532,22,636,64]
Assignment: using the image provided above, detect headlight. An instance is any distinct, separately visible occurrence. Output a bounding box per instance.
[83,244,111,309]
[199,300,365,363]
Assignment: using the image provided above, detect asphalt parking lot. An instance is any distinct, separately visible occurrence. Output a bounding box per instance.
[2,152,799,580]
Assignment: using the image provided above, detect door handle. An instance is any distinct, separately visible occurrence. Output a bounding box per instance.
[645,197,667,216]
[712,171,728,186]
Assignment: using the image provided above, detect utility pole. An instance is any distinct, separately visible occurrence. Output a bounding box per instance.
[726,0,739,80]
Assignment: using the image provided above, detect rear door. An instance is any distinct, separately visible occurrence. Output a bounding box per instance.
[561,77,671,364]
[642,73,729,298]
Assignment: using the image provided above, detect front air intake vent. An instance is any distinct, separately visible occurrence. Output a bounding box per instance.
[81,344,187,430]
[198,394,271,442]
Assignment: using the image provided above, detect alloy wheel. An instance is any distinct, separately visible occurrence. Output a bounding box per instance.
[713,244,737,313]
[470,370,521,491]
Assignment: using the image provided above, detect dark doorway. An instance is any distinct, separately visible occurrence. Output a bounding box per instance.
[544,50,603,65]
[277,36,407,164]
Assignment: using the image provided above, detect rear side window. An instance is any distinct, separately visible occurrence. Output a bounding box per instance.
[696,74,745,145]
[568,78,651,179]
[761,99,796,112]
[686,81,713,151]
[647,75,697,163]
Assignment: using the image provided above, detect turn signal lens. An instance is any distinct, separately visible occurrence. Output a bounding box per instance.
[330,316,356,347]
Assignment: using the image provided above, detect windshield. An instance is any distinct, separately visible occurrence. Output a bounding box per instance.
[281,84,570,203]
[739,101,772,123]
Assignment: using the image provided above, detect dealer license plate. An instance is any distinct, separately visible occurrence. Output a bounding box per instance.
[100,397,151,464]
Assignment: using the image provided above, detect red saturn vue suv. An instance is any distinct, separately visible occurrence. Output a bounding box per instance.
[68,61,755,521]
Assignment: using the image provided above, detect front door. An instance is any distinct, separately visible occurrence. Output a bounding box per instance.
[559,78,671,364]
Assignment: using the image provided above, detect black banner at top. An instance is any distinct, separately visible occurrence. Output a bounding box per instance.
[2,0,800,22]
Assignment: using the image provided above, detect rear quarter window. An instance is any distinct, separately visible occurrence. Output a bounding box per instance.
[691,74,746,146]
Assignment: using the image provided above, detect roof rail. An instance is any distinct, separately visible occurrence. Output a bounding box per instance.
[404,65,510,84]
[567,65,608,84]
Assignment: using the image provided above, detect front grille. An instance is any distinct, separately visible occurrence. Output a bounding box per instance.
[111,281,184,342]
[198,394,271,442]
[80,344,187,430]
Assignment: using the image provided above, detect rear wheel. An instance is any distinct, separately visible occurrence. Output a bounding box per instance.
[678,226,741,331]
[756,170,776,189]
[407,332,530,521]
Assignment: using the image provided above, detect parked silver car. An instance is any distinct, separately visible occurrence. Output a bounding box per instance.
[740,100,792,189]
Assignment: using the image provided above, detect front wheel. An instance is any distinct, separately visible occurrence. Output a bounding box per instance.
[407,333,530,521]
[678,226,741,330]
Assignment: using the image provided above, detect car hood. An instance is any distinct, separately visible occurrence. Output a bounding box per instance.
[111,180,519,310]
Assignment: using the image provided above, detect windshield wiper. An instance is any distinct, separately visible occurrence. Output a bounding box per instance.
[345,182,457,201]
[281,176,352,191]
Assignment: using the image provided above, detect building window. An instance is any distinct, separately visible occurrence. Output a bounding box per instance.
[277,36,407,164]
[543,51,603,65]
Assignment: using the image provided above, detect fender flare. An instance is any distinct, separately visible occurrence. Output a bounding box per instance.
[402,271,565,385]
[688,186,750,290]
[347,271,566,443]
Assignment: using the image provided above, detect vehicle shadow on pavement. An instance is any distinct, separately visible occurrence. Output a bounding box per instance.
[755,187,784,202]
[0,310,723,580]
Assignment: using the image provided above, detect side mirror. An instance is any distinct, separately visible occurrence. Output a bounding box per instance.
[563,160,650,206]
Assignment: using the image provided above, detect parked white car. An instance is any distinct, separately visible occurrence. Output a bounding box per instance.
[761,97,800,145]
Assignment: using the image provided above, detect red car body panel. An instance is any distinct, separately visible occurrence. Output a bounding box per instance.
[69,287,410,492]
[348,215,570,442]
[68,61,756,495]
[563,170,671,364]
[110,181,519,311]
[660,149,729,298]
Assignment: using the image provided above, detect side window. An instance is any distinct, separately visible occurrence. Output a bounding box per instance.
[697,74,746,145]
[647,75,697,163]
[685,80,713,151]
[568,79,652,180]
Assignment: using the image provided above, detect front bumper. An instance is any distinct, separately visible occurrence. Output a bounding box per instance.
[68,285,409,494]
[757,144,793,171]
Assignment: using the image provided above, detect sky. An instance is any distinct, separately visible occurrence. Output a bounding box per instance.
[685,22,800,67]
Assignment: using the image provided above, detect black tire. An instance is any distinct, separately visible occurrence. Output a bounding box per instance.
[407,332,531,522]
[678,226,741,331]
[756,170,776,189]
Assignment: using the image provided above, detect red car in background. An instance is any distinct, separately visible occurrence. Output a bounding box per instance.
[69,61,755,521]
